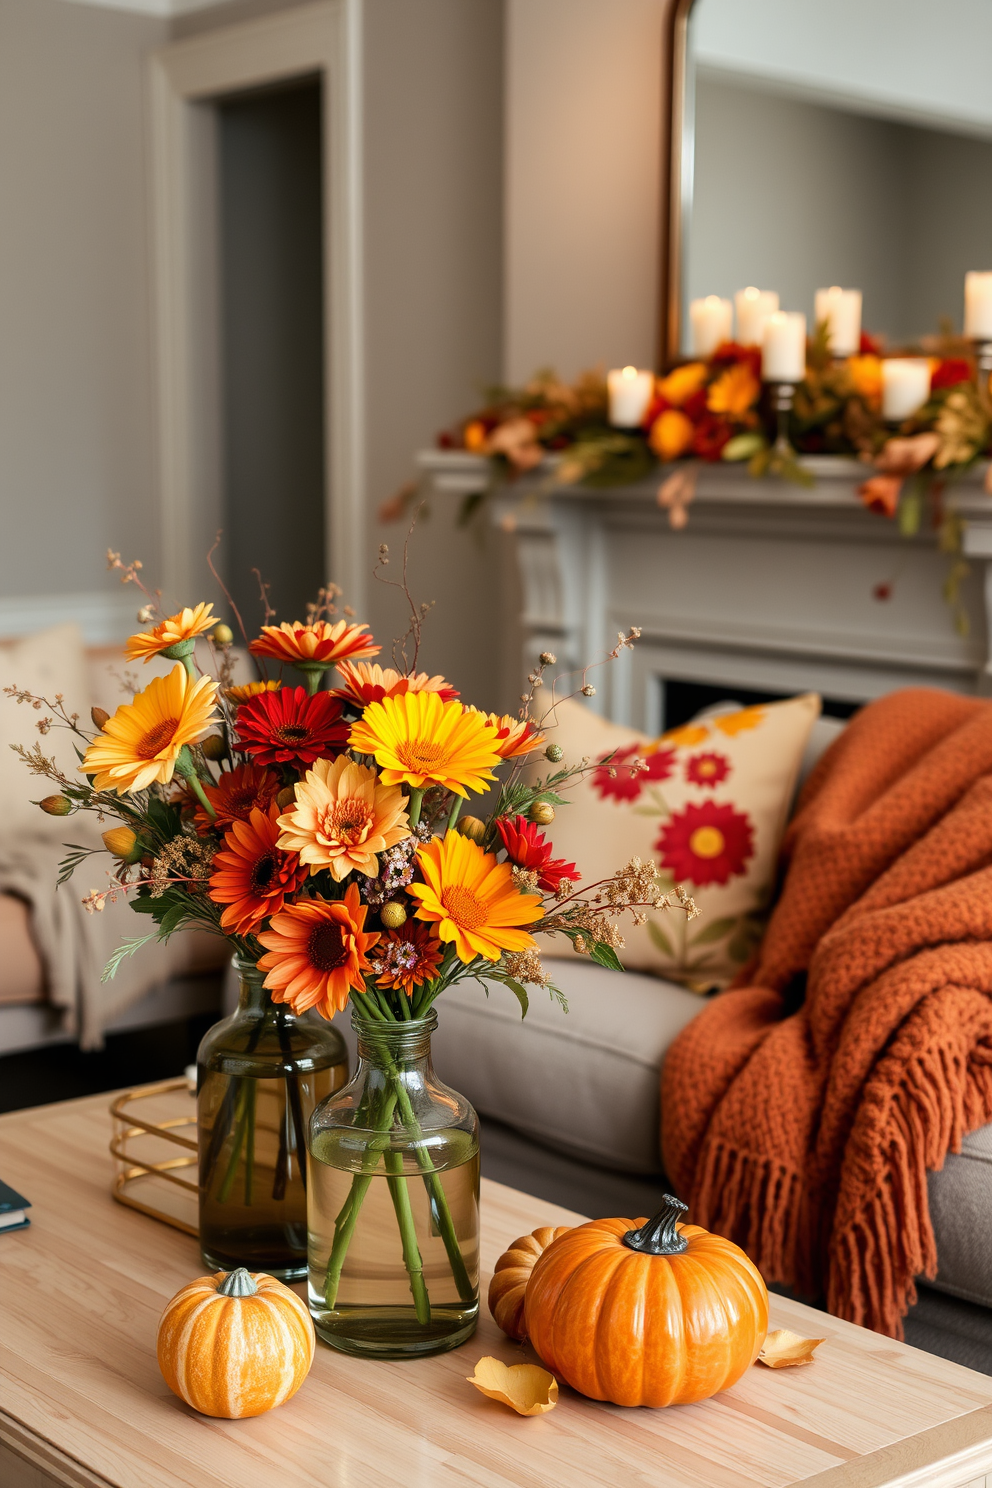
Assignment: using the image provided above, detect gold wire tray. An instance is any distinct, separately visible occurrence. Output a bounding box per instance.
[109,1078,199,1236]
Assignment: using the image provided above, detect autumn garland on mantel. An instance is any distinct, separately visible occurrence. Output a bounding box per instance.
[432,330,992,545]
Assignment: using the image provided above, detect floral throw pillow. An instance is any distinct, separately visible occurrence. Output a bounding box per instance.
[539,692,821,991]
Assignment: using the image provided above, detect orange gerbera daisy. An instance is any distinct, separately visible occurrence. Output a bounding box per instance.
[408,832,542,963]
[225,679,281,706]
[371,920,444,995]
[257,885,379,1018]
[475,710,546,759]
[333,661,459,708]
[276,755,409,880]
[707,362,760,419]
[125,602,216,663]
[249,620,379,668]
[82,665,217,793]
[192,761,280,834]
[349,693,500,797]
[208,803,308,936]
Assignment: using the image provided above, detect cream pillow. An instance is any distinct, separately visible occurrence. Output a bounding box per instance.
[0,623,93,838]
[540,692,821,991]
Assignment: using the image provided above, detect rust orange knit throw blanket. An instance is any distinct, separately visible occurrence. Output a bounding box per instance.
[661,688,992,1337]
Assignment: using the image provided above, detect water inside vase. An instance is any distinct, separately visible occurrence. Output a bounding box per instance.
[199,1067,339,1280]
[307,1128,480,1357]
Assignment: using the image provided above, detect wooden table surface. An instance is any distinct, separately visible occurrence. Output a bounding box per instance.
[1,1091,992,1488]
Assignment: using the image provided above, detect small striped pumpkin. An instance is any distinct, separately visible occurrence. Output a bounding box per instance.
[157,1268,314,1418]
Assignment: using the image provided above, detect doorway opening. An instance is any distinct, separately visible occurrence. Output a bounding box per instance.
[217,75,326,630]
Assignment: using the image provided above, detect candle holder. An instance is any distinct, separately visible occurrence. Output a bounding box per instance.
[973,339,992,405]
[770,380,798,455]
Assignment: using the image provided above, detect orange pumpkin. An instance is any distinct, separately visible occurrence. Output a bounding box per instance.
[157,1268,314,1418]
[488,1226,572,1340]
[523,1195,768,1407]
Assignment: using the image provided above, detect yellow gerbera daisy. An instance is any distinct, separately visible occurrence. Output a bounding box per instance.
[409,832,543,963]
[349,693,500,797]
[82,664,218,793]
[276,755,409,880]
[124,602,216,663]
[225,679,282,706]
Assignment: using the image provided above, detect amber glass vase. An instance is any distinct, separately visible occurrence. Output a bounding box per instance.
[197,959,348,1281]
[307,1010,480,1358]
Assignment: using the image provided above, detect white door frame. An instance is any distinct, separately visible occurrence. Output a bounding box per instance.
[148,0,366,617]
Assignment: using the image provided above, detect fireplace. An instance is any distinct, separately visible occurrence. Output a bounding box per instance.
[419,452,992,731]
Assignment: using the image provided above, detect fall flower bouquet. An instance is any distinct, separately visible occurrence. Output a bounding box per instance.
[12,553,692,1355]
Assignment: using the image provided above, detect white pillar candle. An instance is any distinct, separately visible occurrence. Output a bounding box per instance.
[881,359,931,421]
[761,312,806,382]
[964,271,992,338]
[607,366,654,427]
[735,287,779,346]
[689,296,733,358]
[814,286,862,357]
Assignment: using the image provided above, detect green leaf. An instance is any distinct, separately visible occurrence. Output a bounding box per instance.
[499,976,529,1019]
[899,489,922,537]
[587,940,624,973]
[102,934,157,983]
[722,432,766,462]
[648,920,675,957]
[690,915,737,947]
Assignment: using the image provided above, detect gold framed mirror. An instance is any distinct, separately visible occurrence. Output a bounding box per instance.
[659,0,992,369]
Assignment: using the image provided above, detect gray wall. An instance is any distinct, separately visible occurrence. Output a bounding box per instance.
[0,0,167,606]
[689,73,992,346]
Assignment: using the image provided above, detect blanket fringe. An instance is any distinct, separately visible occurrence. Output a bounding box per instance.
[690,1138,802,1288]
[828,1043,992,1337]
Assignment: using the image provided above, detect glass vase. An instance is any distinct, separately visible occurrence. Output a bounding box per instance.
[196,958,348,1281]
[307,1010,480,1359]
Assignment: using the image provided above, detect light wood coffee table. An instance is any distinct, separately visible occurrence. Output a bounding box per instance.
[1,1090,991,1488]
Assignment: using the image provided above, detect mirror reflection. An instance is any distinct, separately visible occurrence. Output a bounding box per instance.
[681,0,992,354]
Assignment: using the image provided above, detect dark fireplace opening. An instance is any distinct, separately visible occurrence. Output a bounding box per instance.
[661,678,861,731]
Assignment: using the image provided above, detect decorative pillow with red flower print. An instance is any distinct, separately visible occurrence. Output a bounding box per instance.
[537,692,821,991]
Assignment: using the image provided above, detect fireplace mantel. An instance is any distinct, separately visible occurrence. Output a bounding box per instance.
[417,451,992,731]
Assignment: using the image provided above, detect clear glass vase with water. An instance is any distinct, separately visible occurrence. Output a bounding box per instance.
[307,1009,480,1358]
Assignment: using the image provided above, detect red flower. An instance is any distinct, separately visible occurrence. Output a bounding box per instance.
[192,761,280,835]
[371,920,444,995]
[692,414,734,461]
[931,359,972,392]
[682,387,709,421]
[208,803,309,936]
[655,800,754,888]
[235,685,349,768]
[859,330,882,357]
[710,342,762,379]
[685,751,731,789]
[495,815,580,894]
[591,743,676,803]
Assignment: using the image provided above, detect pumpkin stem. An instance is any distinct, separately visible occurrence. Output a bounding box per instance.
[217,1267,258,1297]
[622,1194,689,1256]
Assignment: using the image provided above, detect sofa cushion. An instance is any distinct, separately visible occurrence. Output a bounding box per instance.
[927,1124,992,1311]
[538,693,820,991]
[0,893,44,1005]
[429,957,705,1174]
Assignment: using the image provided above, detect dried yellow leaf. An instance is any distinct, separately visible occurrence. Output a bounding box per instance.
[757,1329,826,1368]
[468,1357,558,1416]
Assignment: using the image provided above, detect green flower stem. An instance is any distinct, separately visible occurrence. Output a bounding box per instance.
[446,794,464,831]
[243,1081,256,1205]
[407,787,424,829]
[323,1086,398,1308]
[217,1081,251,1204]
[174,749,217,820]
[383,1152,431,1324]
[391,1074,474,1303]
[363,1017,474,1305]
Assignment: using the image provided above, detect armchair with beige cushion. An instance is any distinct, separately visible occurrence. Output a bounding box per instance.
[0,625,228,1055]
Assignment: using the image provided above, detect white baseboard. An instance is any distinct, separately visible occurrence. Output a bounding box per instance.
[0,591,138,645]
